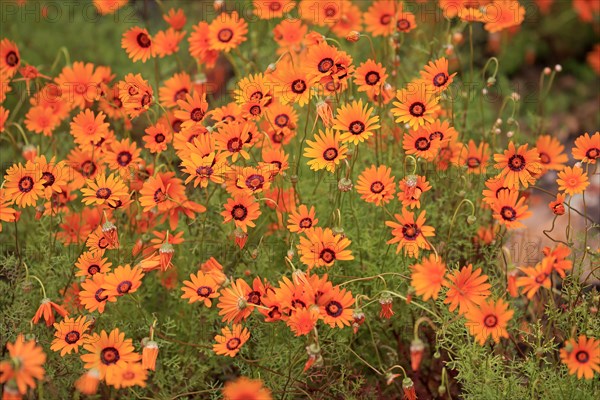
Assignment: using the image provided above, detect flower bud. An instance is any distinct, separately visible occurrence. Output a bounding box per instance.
[467,215,477,225]
[346,31,360,42]
[338,177,353,192]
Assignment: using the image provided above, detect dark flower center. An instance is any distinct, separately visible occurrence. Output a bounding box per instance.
[190,108,205,122]
[96,188,112,199]
[154,189,167,203]
[117,151,132,166]
[117,280,133,294]
[6,51,19,67]
[155,133,166,143]
[217,28,234,43]
[466,157,481,168]
[95,288,109,302]
[397,18,410,31]
[429,131,444,141]
[291,79,307,94]
[575,350,590,364]
[196,166,214,177]
[274,114,289,128]
[380,14,392,25]
[196,286,212,297]
[299,217,313,229]
[226,337,241,350]
[98,237,109,249]
[323,147,338,161]
[415,137,431,151]
[402,223,420,240]
[365,71,380,85]
[508,154,526,171]
[320,248,336,264]
[227,137,243,152]
[81,160,97,177]
[409,102,425,117]
[534,273,547,284]
[433,72,448,87]
[318,57,334,73]
[245,174,265,190]
[232,205,248,220]
[349,121,366,135]
[249,105,261,116]
[18,176,34,193]
[500,206,517,221]
[269,2,281,11]
[324,5,337,17]
[100,347,120,365]
[247,291,261,305]
[42,172,55,188]
[483,314,498,328]
[538,152,550,164]
[174,88,188,102]
[370,181,384,194]
[141,93,152,107]
[136,32,151,48]
[326,300,343,317]
[65,331,80,344]
[586,148,599,160]
[291,299,306,309]
[88,264,100,275]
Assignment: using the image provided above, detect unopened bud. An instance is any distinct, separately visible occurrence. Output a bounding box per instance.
[346,31,360,42]
[338,178,353,192]
[467,215,477,225]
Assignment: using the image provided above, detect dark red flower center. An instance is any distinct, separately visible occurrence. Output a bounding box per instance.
[500,206,517,221]
[18,176,34,193]
[326,300,343,317]
[196,286,212,297]
[429,131,444,141]
[249,105,261,116]
[247,291,261,305]
[320,248,336,264]
[232,204,248,220]
[227,137,243,152]
[433,72,448,87]
[88,264,100,275]
[117,280,133,294]
[96,188,112,199]
[154,189,167,203]
[226,337,241,350]
[323,147,338,161]
[196,166,214,177]
[483,314,498,328]
[299,217,313,229]
[117,151,132,166]
[154,133,166,143]
[380,14,392,25]
[6,51,19,67]
[217,28,234,43]
[370,181,385,194]
[349,120,366,135]
[365,71,380,85]
[136,32,151,48]
[415,137,431,151]
[575,350,590,363]
[466,157,481,168]
[508,154,526,171]
[397,18,411,31]
[141,93,152,107]
[95,288,109,302]
[245,174,265,190]
[586,148,599,160]
[174,88,188,102]
[100,347,120,365]
[291,79,307,94]
[402,223,420,240]
[274,114,289,128]
[42,172,55,188]
[409,102,425,117]
[81,160,97,177]
[318,57,334,73]
[65,331,80,344]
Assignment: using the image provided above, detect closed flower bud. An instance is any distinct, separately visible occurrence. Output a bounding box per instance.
[346,31,360,42]
[410,339,425,371]
[467,215,477,225]
[402,377,417,400]
[338,177,353,192]
[142,340,159,371]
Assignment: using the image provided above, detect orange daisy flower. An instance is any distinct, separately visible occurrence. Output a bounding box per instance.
[516,258,553,299]
[159,72,191,108]
[50,315,91,356]
[0,335,46,395]
[543,244,573,278]
[181,271,221,307]
[465,299,514,345]
[297,227,354,270]
[25,105,60,136]
[81,328,141,380]
[163,8,186,30]
[536,134,568,172]
[420,57,456,92]
[121,26,154,62]
[262,146,289,176]
[70,108,110,147]
[444,264,491,314]
[189,21,219,68]
[572,131,599,164]
[364,0,396,37]
[0,105,8,132]
[560,335,600,380]
[395,4,417,33]
[209,12,248,52]
[356,165,396,206]
[101,264,144,297]
[79,273,117,313]
[354,59,388,96]
[139,172,186,213]
[0,38,20,77]
[403,128,442,161]
[304,128,348,173]
[54,61,102,110]
[217,278,255,323]
[287,307,320,336]
[385,209,436,258]
[274,65,314,107]
[175,91,209,130]
[104,138,142,175]
[222,376,273,400]
[287,204,319,233]
[105,362,147,389]
[455,139,490,174]
[492,190,531,230]
[221,194,261,232]
[253,0,296,19]
[410,254,447,301]
[3,161,44,208]
[143,123,173,153]
[0,188,17,232]
[213,324,251,357]
[214,122,252,162]
[118,73,153,118]
[81,173,129,208]
[333,100,380,145]
[493,142,541,189]
[548,192,566,216]
[154,28,186,58]
[482,175,512,207]
[557,166,589,195]
[93,0,128,15]
[319,286,355,328]
[482,0,525,33]
[75,250,112,278]
[392,82,441,129]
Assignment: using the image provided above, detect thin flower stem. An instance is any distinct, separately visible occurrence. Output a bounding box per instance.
[413,316,436,340]
[446,198,476,244]
[29,275,47,299]
[345,345,382,375]
[380,290,437,317]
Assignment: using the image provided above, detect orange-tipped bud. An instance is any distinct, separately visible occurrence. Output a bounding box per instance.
[142,341,159,371]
